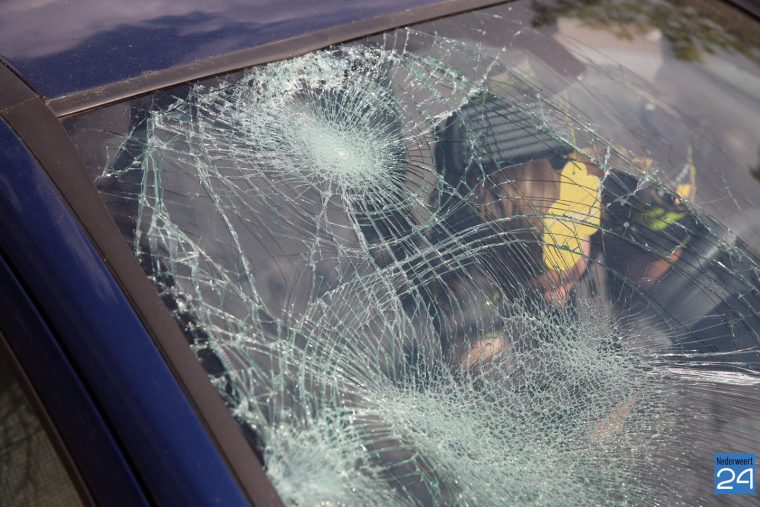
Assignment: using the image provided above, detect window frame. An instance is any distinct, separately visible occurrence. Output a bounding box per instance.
[1,0,758,504]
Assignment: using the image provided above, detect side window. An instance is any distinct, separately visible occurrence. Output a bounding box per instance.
[0,343,84,507]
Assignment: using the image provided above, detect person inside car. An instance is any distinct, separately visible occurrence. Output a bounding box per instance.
[431,92,606,370]
[433,92,760,373]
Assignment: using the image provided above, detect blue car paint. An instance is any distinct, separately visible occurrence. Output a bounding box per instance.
[0,118,250,507]
[0,247,149,507]
[0,0,446,98]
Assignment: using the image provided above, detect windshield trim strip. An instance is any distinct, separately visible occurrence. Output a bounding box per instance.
[47,0,510,118]
[1,70,284,507]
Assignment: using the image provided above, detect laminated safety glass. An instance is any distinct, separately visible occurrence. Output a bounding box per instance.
[64,1,760,504]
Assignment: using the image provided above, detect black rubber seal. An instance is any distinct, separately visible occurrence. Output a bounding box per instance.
[1,74,283,507]
[47,0,509,117]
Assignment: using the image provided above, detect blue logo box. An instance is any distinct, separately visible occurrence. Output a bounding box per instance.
[714,453,755,495]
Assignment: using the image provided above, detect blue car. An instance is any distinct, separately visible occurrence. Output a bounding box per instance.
[1,0,760,505]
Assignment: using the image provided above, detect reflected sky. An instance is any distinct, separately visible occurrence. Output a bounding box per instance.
[62,3,760,504]
[0,0,444,97]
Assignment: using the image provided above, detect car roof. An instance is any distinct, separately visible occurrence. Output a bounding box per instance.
[0,0,490,102]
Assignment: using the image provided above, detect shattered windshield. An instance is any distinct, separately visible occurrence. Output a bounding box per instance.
[64,0,760,505]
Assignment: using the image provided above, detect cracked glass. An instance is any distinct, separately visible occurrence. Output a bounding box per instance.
[65,1,760,505]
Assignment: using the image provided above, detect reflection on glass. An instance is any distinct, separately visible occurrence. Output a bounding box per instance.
[65,1,760,505]
[0,342,84,506]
